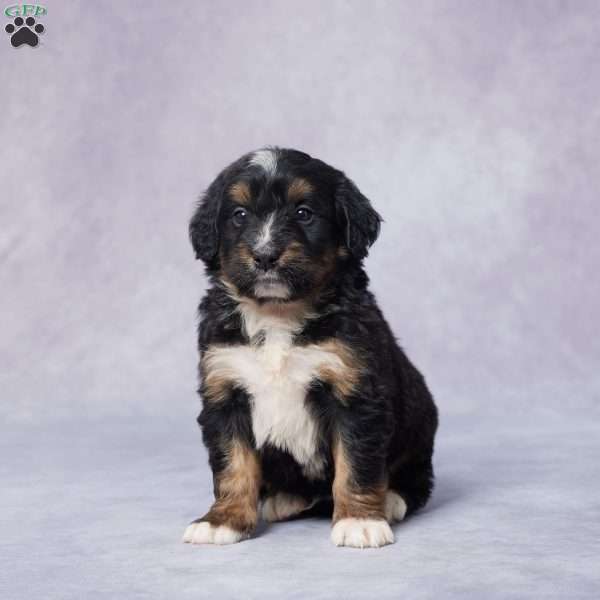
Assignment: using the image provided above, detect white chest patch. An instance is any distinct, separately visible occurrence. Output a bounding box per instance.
[204,304,347,479]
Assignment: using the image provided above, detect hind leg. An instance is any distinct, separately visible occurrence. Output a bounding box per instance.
[259,444,327,522]
[388,457,434,518]
[261,493,317,522]
[384,490,408,522]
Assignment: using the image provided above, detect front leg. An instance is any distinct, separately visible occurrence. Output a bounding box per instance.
[331,422,394,548]
[183,437,260,545]
[183,396,261,545]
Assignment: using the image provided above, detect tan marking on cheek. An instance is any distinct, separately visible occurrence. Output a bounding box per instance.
[287,247,338,297]
[304,247,338,288]
[228,181,252,205]
[317,248,338,280]
[287,177,314,203]
[332,435,386,524]
[202,440,261,533]
[218,247,255,295]
[237,244,257,269]
[337,246,349,258]
[278,241,308,265]
[316,339,363,402]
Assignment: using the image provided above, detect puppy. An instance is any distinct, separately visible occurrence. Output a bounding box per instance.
[182,148,438,548]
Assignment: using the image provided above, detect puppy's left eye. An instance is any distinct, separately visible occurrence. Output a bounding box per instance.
[232,207,248,227]
[295,206,313,224]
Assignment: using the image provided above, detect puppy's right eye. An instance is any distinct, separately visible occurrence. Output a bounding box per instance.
[232,208,248,227]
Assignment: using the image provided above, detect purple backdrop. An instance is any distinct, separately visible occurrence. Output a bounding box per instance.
[1,2,598,598]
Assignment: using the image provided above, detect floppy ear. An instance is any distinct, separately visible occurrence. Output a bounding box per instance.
[189,172,227,267]
[335,175,382,260]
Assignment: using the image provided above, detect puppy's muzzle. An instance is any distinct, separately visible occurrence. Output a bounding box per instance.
[252,248,282,272]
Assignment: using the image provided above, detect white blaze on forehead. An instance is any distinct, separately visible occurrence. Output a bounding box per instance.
[254,212,275,252]
[250,149,278,176]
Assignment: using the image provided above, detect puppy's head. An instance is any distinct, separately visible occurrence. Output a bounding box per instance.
[189,147,381,302]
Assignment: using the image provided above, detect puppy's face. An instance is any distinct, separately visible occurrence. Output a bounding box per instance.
[218,153,343,302]
[190,148,381,303]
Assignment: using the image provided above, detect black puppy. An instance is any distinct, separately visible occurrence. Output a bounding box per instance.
[183,148,438,548]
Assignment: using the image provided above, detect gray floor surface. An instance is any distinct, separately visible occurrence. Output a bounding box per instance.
[2,412,598,599]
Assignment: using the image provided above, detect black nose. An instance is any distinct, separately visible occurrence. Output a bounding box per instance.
[253,251,280,271]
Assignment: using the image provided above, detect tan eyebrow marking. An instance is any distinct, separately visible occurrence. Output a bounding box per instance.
[278,241,307,265]
[229,181,252,205]
[287,178,314,203]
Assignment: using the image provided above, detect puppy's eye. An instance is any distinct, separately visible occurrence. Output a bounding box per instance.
[295,206,313,224]
[232,207,248,227]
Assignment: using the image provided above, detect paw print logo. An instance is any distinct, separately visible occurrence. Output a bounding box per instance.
[5,16,45,47]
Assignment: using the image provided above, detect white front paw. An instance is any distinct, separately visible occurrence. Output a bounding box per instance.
[331,518,394,548]
[182,521,245,545]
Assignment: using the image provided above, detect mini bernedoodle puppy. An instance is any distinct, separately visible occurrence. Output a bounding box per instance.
[183,147,438,548]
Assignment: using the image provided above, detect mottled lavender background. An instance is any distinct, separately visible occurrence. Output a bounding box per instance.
[1,1,599,598]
